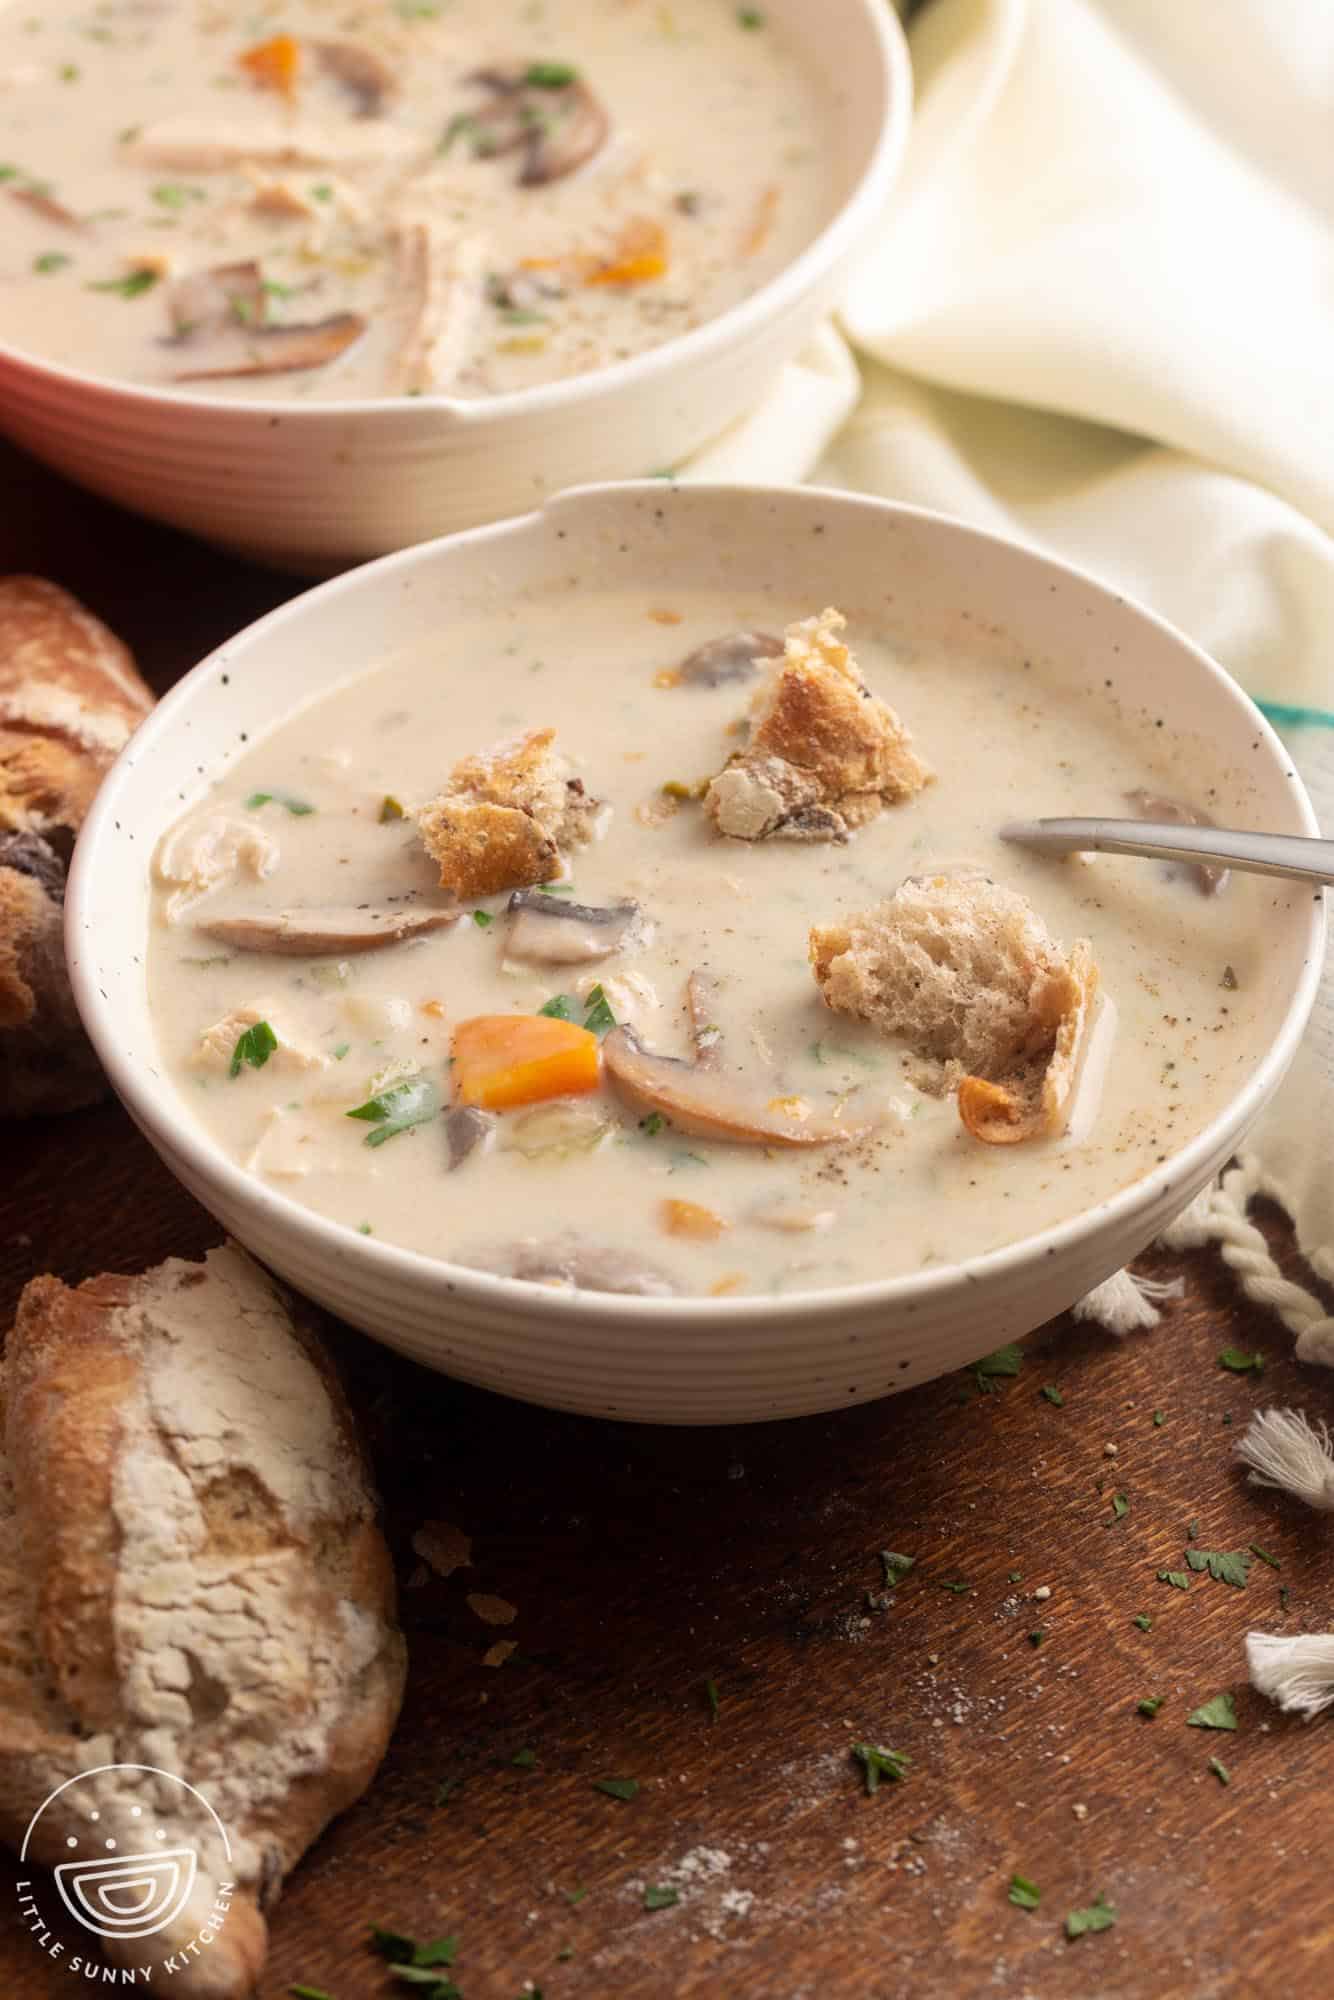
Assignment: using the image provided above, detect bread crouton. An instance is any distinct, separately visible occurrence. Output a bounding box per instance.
[809,872,1098,1145]
[416,728,604,898]
[705,609,931,843]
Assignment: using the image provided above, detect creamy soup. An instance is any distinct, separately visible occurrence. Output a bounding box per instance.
[0,0,835,399]
[145,591,1266,1301]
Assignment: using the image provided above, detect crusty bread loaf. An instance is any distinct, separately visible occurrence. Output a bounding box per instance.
[810,872,1098,1145]
[705,609,931,842]
[0,1244,406,1997]
[1,576,154,1116]
[416,726,604,897]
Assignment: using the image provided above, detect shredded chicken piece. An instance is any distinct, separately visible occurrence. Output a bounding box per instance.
[154,813,279,923]
[125,116,425,174]
[193,1005,326,1075]
[391,221,488,395]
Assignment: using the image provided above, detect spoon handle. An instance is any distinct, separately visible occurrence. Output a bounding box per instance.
[999,817,1334,888]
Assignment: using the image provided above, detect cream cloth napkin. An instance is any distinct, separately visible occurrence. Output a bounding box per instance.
[690,0,1334,1337]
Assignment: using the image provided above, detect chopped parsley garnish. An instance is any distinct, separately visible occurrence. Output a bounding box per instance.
[1110,1493,1129,1522]
[289,1987,333,1999]
[973,1342,1023,1379]
[1008,1571,1023,1584]
[88,267,159,299]
[0,166,19,182]
[1185,1548,1252,1588]
[512,1747,536,1768]
[152,181,205,209]
[639,1111,665,1137]
[1186,1692,1237,1731]
[582,984,616,1036]
[1027,1628,1045,1648]
[562,1886,588,1906]
[59,62,80,81]
[524,61,580,86]
[434,1777,461,1804]
[34,251,71,274]
[1133,1614,1153,1632]
[594,1778,639,1801]
[851,1742,909,1795]
[332,1042,350,1061]
[346,1075,440,1146]
[229,1020,277,1077]
[379,794,406,822]
[1250,1544,1281,1568]
[539,879,574,893]
[703,1675,720,1722]
[439,111,485,155]
[935,1579,970,1594]
[1008,1874,1040,1910]
[1065,1893,1116,1939]
[1041,1385,1064,1406]
[736,6,766,25]
[643,1885,679,1911]
[311,181,334,200]
[472,909,494,927]
[668,1149,709,1171]
[1157,1570,1191,1590]
[1280,1584,1290,1610]
[1208,1756,1230,1785]
[1187,1518,1199,1540]
[538,994,575,1020]
[1136,1697,1163,1718]
[1218,1347,1263,1373]
[245,788,315,815]
[880,1551,915,1588]
[1153,1408,1166,1426]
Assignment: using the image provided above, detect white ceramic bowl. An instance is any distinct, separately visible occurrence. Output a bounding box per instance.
[68,484,1324,1424]
[0,0,909,575]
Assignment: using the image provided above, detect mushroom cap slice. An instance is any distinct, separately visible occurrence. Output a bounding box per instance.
[464,68,609,186]
[314,39,395,117]
[602,1024,873,1148]
[198,906,457,956]
[957,940,1099,1145]
[173,311,367,382]
[505,890,640,965]
[10,186,85,230]
[677,631,783,688]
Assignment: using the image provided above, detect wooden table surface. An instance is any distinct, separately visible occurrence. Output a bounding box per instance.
[2,441,1332,2000]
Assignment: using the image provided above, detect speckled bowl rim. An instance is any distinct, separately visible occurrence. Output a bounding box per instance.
[0,0,911,425]
[68,483,1326,1332]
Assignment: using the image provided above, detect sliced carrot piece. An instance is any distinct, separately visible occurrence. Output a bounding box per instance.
[239,33,301,98]
[453,1014,600,1111]
[585,219,669,287]
[661,1198,728,1241]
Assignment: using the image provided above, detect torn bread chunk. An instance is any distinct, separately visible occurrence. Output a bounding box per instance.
[416,728,604,898]
[809,873,1098,1146]
[705,609,931,843]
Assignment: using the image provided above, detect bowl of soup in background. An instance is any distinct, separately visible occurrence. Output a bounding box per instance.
[67,483,1324,1424]
[0,0,909,574]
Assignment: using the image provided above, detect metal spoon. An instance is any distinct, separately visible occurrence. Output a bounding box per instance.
[999,817,1334,887]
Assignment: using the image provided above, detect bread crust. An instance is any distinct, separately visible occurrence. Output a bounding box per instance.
[416,726,603,897]
[0,576,154,1116]
[0,1246,406,1997]
[706,609,931,842]
[810,873,1098,1145]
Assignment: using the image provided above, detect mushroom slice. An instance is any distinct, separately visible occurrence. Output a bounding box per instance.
[446,1104,495,1170]
[461,67,609,186]
[1125,789,1230,895]
[504,889,640,965]
[602,1023,874,1148]
[957,940,1099,1146]
[197,906,457,956]
[313,39,395,117]
[676,631,783,688]
[167,259,267,336]
[173,311,367,382]
[463,1233,676,1296]
[10,186,84,230]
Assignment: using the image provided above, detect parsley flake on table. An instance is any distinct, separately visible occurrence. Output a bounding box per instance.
[973,1342,1024,1385]
[1187,1692,1238,1731]
[702,1675,720,1722]
[369,1927,459,1974]
[289,1987,334,1999]
[563,1886,588,1905]
[347,1075,440,1146]
[1250,1544,1281,1568]
[1208,1756,1231,1785]
[512,1747,537,1768]
[1186,1548,1252,1588]
[643,1885,679,1911]
[880,1551,915,1588]
[1153,1408,1166,1426]
[1041,1385,1064,1406]
[1218,1347,1264,1373]
[935,1578,971,1594]
[1133,1614,1153,1632]
[851,1742,909,1795]
[434,1777,461,1804]
[1157,1570,1191,1590]
[379,794,406,822]
[1027,1627,1045,1648]
[229,1020,277,1076]
[1110,1493,1129,1522]
[1008,1874,1040,1910]
[594,1777,639,1800]
[1137,1697,1163,1718]
[1065,1892,1116,1940]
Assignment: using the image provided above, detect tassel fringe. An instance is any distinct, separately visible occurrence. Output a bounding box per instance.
[1247,1631,1334,1719]
[1072,1268,1183,1335]
[1156,1163,1334,1367]
[1236,1408,1334,1512]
